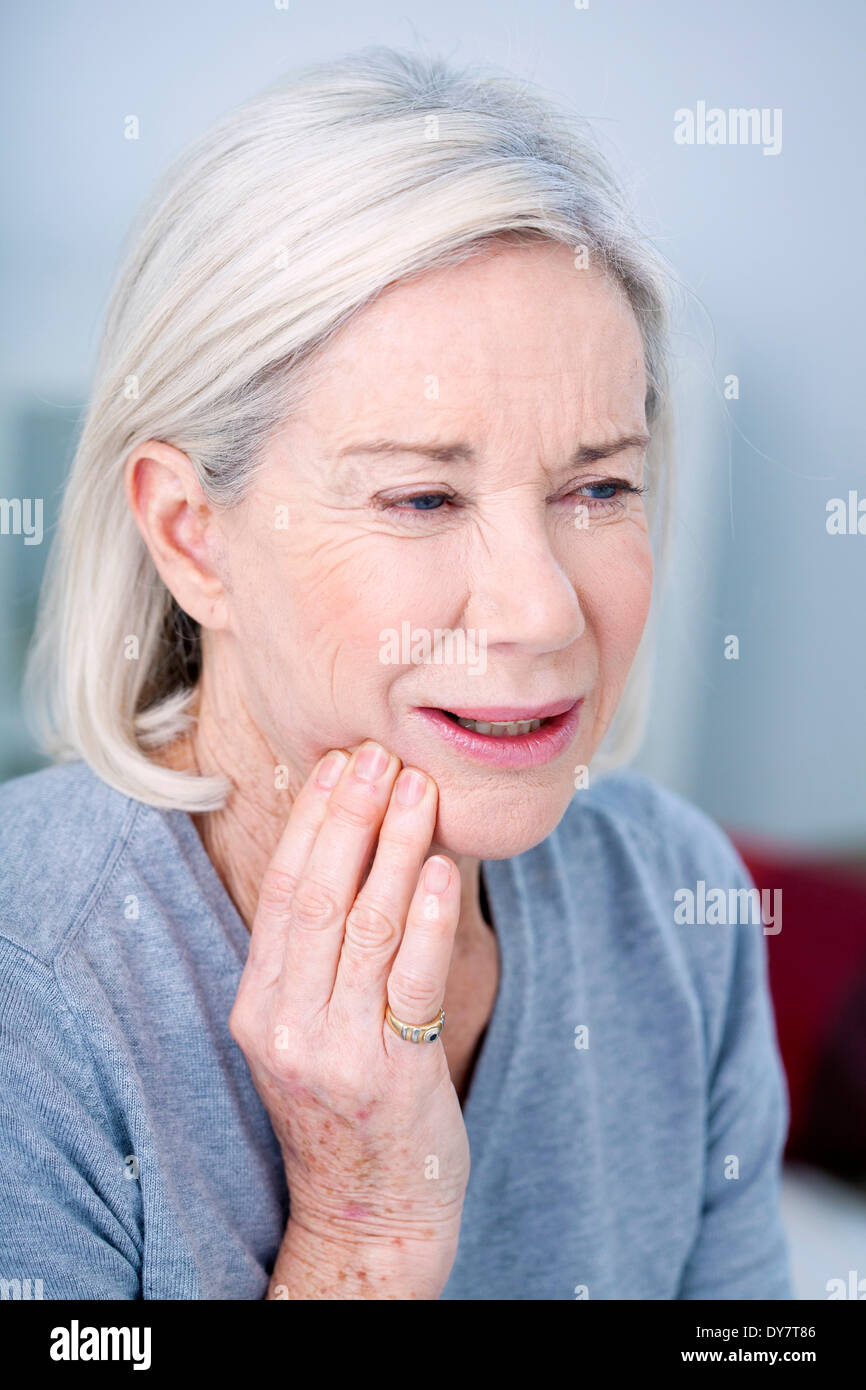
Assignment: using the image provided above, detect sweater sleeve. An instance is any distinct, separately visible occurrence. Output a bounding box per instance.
[0,939,142,1299]
[676,855,795,1300]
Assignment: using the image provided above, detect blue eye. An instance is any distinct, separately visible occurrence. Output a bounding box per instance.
[583,483,620,499]
[573,480,647,509]
[382,492,454,516]
[378,479,646,524]
[405,494,448,510]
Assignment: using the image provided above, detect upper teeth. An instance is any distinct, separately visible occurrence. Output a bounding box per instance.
[454,716,543,736]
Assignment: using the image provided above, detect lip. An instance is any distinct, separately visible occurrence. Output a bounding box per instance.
[413,699,582,769]
[432,697,577,721]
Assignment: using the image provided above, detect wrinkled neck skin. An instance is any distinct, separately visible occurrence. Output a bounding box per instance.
[160,645,490,961]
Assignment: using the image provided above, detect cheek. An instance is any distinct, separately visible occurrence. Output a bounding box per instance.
[301,535,454,652]
[232,523,453,709]
[583,532,654,673]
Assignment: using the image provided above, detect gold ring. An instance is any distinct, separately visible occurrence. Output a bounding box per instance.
[385,1002,445,1043]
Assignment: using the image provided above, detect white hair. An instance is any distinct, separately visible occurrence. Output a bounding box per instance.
[25,45,680,811]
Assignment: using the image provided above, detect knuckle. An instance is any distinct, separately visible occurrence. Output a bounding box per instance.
[258,866,300,916]
[344,899,399,953]
[390,966,442,1010]
[328,797,376,832]
[291,879,340,927]
[376,825,422,864]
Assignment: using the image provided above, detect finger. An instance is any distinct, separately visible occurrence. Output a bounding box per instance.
[245,748,350,984]
[383,855,460,1046]
[277,740,401,1016]
[329,766,437,1019]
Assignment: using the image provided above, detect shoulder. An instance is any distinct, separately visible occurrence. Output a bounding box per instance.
[566,765,748,882]
[0,760,141,964]
[552,767,765,1043]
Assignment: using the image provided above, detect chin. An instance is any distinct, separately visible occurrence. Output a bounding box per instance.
[433,785,572,862]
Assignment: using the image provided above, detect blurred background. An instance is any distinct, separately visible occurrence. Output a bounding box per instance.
[1,0,864,1298]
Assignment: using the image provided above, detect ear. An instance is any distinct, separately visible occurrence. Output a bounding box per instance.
[124,440,229,630]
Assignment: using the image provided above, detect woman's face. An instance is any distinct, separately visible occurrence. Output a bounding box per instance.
[212,240,653,859]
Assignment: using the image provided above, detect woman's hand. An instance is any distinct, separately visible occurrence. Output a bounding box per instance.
[228,739,469,1299]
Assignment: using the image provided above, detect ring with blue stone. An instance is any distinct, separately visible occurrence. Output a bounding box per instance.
[385,1002,446,1044]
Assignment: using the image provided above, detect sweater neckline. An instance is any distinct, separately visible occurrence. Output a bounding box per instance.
[459,854,524,1132]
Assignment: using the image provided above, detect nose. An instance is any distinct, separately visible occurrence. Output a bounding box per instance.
[466,517,585,655]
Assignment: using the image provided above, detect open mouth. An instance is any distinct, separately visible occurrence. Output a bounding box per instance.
[413,699,581,767]
[437,709,550,737]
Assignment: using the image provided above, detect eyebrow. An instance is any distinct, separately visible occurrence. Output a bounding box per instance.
[335,432,651,466]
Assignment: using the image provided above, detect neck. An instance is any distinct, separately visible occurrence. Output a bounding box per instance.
[158,659,491,958]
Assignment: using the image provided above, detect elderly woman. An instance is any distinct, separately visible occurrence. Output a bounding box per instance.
[0,46,793,1300]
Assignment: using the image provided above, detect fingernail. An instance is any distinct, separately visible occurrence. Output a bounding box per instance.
[354,742,389,782]
[316,750,349,788]
[395,768,426,807]
[424,856,450,893]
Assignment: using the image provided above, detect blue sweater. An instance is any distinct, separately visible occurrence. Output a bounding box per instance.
[0,760,794,1299]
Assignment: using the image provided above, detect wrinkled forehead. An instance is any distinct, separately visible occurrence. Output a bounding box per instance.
[275,243,647,474]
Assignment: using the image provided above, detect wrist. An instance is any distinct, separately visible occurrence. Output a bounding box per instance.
[269,1215,458,1300]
